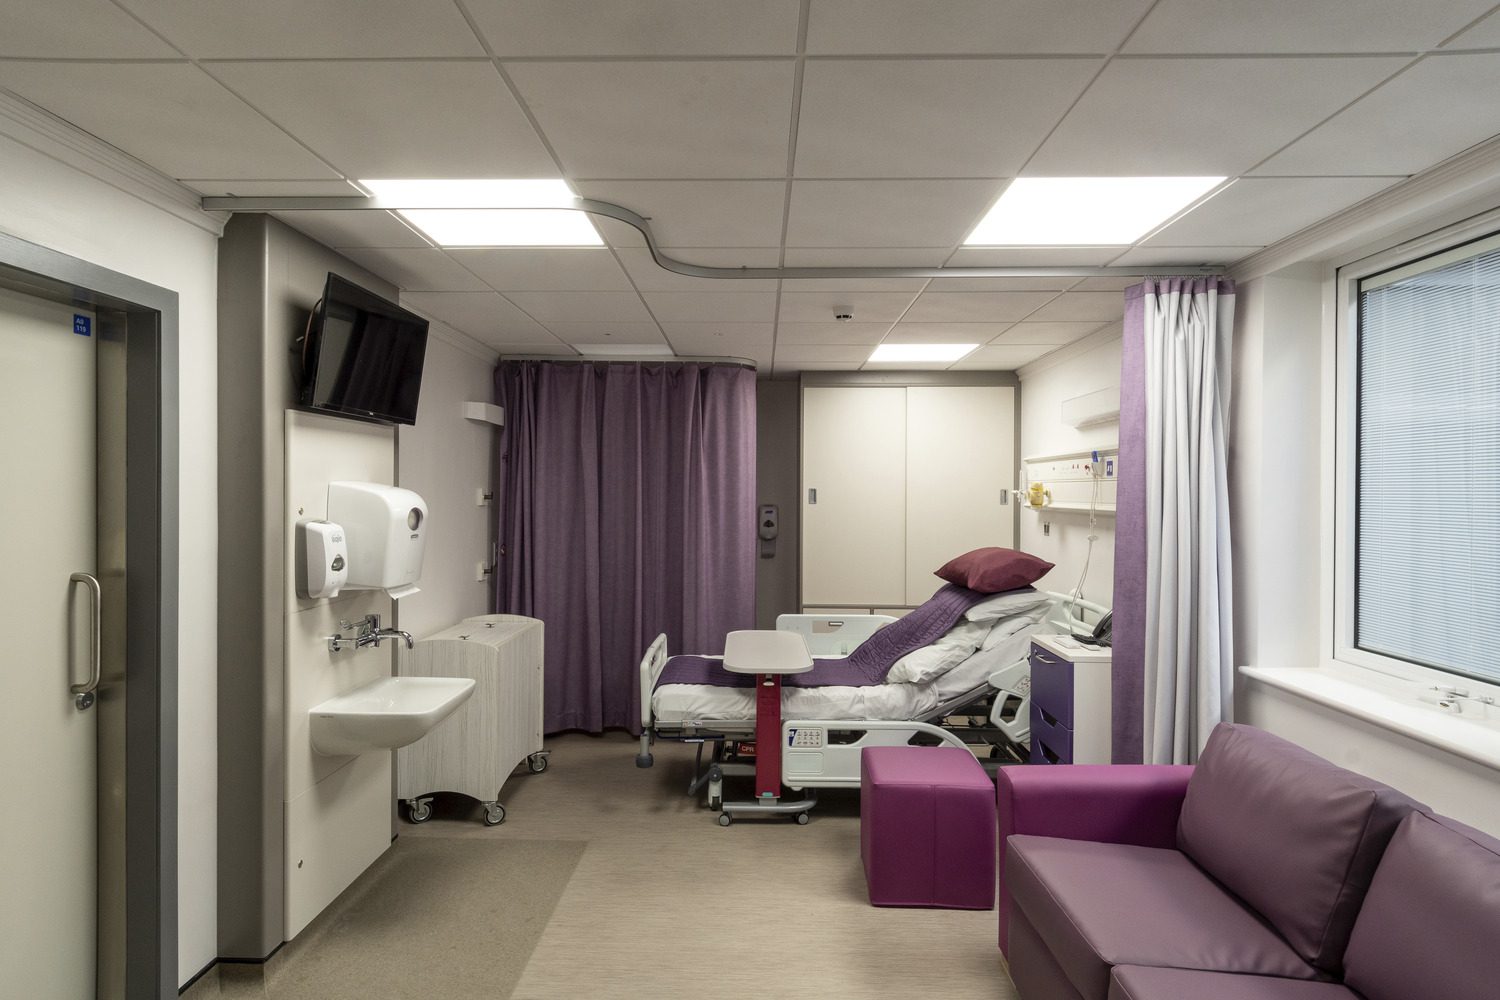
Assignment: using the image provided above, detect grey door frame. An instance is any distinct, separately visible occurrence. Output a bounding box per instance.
[0,232,179,999]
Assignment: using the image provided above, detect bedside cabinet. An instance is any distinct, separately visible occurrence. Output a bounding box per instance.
[1028,634,1113,764]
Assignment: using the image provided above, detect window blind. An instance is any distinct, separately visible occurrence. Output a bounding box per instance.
[1356,237,1500,684]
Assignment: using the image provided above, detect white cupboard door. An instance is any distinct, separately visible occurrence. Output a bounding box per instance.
[801,386,907,606]
[904,386,1015,604]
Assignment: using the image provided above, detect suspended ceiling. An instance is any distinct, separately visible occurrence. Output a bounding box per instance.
[3,1,1500,373]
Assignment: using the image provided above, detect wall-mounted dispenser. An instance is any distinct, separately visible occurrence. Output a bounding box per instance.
[296,520,349,599]
[327,481,428,600]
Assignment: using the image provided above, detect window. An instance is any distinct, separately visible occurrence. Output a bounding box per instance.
[1352,234,1500,685]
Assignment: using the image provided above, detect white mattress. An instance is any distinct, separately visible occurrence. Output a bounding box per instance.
[651,622,1045,725]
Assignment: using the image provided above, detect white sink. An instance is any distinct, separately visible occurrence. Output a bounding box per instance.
[309,676,476,757]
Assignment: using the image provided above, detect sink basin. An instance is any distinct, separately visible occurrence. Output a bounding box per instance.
[310,676,476,757]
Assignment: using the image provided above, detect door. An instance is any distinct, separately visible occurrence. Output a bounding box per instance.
[801,386,907,606]
[905,386,1016,604]
[0,286,98,996]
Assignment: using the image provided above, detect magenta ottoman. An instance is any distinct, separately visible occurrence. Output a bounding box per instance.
[860,745,996,909]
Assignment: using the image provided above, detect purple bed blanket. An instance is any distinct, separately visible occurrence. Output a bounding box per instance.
[654,583,1003,690]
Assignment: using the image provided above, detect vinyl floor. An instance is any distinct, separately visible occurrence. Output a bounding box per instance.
[185,732,1019,999]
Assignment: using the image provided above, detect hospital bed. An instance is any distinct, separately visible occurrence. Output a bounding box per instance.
[635,590,1109,815]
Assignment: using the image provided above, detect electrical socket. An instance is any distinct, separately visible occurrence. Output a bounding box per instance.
[476,487,491,507]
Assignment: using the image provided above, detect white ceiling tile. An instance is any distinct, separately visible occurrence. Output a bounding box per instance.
[1445,8,1500,48]
[1,1,180,57]
[615,248,779,291]
[209,60,555,178]
[1024,291,1124,323]
[1143,177,1396,247]
[641,292,778,322]
[335,247,490,292]
[668,329,774,359]
[924,276,1075,291]
[1125,0,1496,53]
[507,61,794,177]
[1026,57,1410,175]
[903,290,1057,323]
[185,179,364,197]
[121,0,484,57]
[783,248,953,267]
[593,217,649,248]
[469,0,801,56]
[945,247,1125,266]
[778,290,919,323]
[402,291,558,345]
[545,324,668,346]
[574,180,787,246]
[993,321,1111,345]
[497,343,580,357]
[506,291,652,324]
[660,322,774,342]
[795,59,1098,177]
[1255,55,1500,177]
[777,322,893,345]
[271,210,433,249]
[450,248,632,291]
[882,324,1012,344]
[1112,246,1260,266]
[949,344,1054,369]
[786,180,1003,248]
[775,345,873,365]
[0,63,338,179]
[778,276,928,292]
[805,0,1154,54]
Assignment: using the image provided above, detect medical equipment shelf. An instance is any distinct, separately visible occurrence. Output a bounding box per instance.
[397,614,546,826]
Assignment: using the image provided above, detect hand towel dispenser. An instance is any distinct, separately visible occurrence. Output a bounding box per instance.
[327,481,428,599]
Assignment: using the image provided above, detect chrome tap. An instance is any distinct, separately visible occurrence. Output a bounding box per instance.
[327,613,415,652]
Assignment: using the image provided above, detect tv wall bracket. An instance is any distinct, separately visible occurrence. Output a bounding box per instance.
[201,194,1226,282]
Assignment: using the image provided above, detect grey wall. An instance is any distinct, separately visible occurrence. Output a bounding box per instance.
[755,378,800,628]
[215,215,398,959]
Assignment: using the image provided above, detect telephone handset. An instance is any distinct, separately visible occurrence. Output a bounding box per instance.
[1088,612,1113,648]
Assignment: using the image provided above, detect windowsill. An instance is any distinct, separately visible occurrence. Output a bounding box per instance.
[1239,665,1500,772]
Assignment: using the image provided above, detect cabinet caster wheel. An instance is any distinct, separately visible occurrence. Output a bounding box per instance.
[406,798,432,824]
[717,813,733,827]
[482,802,506,826]
[527,753,549,774]
[795,812,810,826]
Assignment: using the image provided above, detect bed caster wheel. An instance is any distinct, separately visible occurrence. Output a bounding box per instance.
[527,753,549,774]
[717,813,733,827]
[483,802,506,826]
[795,812,810,826]
[708,794,722,811]
[406,798,433,824]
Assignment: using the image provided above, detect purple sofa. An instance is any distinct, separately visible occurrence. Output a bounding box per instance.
[997,723,1500,1000]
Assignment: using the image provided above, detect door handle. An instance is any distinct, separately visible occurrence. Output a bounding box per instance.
[69,572,101,711]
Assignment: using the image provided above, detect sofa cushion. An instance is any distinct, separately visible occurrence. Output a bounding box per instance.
[1006,835,1320,1000]
[1342,811,1500,1000]
[1177,724,1424,974]
[1109,966,1358,1000]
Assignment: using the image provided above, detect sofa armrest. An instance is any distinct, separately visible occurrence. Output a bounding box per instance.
[997,765,1194,954]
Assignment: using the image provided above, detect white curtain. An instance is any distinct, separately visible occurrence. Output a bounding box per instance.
[1141,278,1235,764]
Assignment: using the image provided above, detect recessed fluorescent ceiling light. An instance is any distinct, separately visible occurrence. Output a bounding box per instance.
[868,343,977,363]
[358,178,603,246]
[964,177,1224,246]
[581,343,675,357]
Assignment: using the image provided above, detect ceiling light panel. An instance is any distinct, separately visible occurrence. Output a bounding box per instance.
[966,177,1225,246]
[868,343,978,364]
[359,178,578,208]
[396,209,603,247]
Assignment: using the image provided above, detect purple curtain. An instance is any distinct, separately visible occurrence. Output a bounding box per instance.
[1113,286,1149,764]
[494,360,757,734]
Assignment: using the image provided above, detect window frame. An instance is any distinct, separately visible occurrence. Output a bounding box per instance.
[1332,214,1500,697]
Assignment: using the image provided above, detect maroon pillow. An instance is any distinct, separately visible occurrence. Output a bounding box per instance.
[935,547,1053,593]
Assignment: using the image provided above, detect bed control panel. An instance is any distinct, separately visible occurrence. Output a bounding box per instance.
[786,727,825,749]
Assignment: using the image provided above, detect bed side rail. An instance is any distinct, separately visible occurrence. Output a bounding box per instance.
[636,633,669,767]
[1038,590,1110,635]
[775,613,897,656]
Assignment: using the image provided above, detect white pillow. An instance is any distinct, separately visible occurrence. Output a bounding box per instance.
[964,587,1054,623]
[885,620,991,684]
[981,605,1052,650]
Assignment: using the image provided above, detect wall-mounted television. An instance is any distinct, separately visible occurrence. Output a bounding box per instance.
[298,272,429,425]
